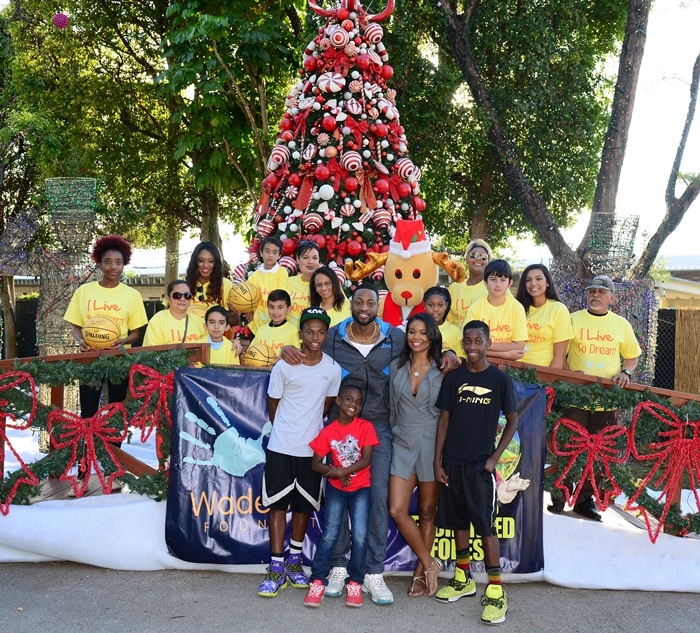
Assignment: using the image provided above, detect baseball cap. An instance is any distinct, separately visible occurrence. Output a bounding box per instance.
[299,306,331,327]
[585,275,615,293]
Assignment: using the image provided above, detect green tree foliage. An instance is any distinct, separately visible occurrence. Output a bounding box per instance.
[386,0,627,252]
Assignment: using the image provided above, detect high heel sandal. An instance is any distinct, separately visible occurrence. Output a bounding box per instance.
[424,558,442,596]
[407,575,426,597]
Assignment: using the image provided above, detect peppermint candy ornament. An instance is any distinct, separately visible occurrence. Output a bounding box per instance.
[340,150,362,171]
[279,255,298,275]
[267,145,290,171]
[317,72,346,93]
[340,203,355,217]
[364,23,383,44]
[394,157,416,179]
[373,209,392,229]
[257,218,276,237]
[327,25,350,49]
[303,213,324,233]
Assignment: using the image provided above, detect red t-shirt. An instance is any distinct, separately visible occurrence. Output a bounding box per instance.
[309,417,379,492]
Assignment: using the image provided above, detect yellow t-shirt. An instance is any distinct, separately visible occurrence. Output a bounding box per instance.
[189,278,234,319]
[63,281,148,345]
[567,309,642,379]
[324,301,352,327]
[522,299,574,366]
[208,341,240,366]
[465,293,528,344]
[248,265,289,330]
[143,310,207,346]
[439,321,466,359]
[448,280,488,327]
[286,275,311,325]
[252,320,300,357]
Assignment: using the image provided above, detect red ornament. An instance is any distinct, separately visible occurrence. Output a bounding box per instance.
[346,240,362,257]
[381,65,394,80]
[396,182,412,198]
[282,238,297,255]
[311,234,326,249]
[337,7,349,20]
[315,164,331,181]
[341,19,354,31]
[413,196,426,212]
[374,123,388,138]
[53,12,70,29]
[303,56,317,72]
[321,116,337,131]
[344,176,359,192]
[263,174,279,190]
[288,173,302,187]
[280,130,293,142]
[356,54,370,71]
[374,178,390,194]
[279,116,293,131]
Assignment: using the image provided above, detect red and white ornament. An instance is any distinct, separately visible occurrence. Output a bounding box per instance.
[345,99,363,116]
[303,212,324,233]
[373,209,392,229]
[267,145,290,171]
[279,256,298,275]
[302,144,318,161]
[327,25,350,49]
[257,218,276,237]
[364,23,384,44]
[370,265,385,281]
[340,203,355,217]
[285,185,299,200]
[317,72,346,93]
[394,157,415,179]
[233,263,249,281]
[340,150,362,171]
[348,79,363,93]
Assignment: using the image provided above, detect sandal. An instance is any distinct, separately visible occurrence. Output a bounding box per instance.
[424,558,442,596]
[407,575,426,597]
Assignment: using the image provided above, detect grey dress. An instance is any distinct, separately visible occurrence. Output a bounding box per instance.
[389,358,443,481]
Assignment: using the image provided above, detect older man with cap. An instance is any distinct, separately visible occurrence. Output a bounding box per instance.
[549,275,642,521]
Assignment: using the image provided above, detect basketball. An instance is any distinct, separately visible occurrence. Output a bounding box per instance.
[82,315,121,349]
[228,282,261,313]
[241,341,276,367]
[187,303,207,319]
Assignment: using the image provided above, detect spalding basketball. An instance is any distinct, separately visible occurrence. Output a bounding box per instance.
[82,315,121,349]
[228,282,261,313]
[187,303,207,319]
[241,341,276,367]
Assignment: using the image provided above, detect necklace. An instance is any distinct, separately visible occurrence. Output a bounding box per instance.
[348,321,378,344]
[411,362,431,377]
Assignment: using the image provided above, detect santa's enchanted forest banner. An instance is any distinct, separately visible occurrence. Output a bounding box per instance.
[165,367,546,573]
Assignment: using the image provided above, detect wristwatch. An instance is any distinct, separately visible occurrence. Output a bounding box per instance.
[622,369,632,377]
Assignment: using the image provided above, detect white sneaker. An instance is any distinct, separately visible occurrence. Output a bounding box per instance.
[325,567,349,597]
[362,573,394,605]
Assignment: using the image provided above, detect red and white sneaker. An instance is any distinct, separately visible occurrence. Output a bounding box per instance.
[304,580,325,608]
[345,580,363,607]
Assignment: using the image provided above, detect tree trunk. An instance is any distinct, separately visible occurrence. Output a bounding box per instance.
[439,1,575,263]
[578,0,651,260]
[164,222,180,283]
[199,187,222,251]
[470,169,493,239]
[631,51,700,278]
[1,275,17,359]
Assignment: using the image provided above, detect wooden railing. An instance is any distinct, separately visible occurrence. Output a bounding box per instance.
[0,343,209,476]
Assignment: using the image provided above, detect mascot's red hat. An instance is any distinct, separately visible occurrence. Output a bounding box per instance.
[389,218,432,259]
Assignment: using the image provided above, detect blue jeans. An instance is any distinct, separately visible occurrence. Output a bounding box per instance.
[331,423,392,575]
[311,485,371,586]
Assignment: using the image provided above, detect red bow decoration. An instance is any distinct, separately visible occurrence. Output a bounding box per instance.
[0,371,39,515]
[545,386,555,416]
[388,173,404,201]
[356,168,377,213]
[48,403,128,497]
[551,416,630,511]
[345,116,369,148]
[626,401,700,543]
[327,157,349,191]
[294,175,315,211]
[129,364,174,441]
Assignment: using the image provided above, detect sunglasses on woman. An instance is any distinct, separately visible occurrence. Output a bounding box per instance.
[468,251,489,262]
[171,292,193,300]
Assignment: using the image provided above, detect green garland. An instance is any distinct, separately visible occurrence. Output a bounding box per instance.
[507,368,700,536]
[1,348,192,505]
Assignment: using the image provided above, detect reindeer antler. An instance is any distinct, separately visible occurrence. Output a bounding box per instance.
[345,252,388,281]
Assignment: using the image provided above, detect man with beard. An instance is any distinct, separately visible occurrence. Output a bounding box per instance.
[282,283,460,604]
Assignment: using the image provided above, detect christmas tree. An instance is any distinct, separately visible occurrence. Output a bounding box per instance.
[248,0,425,285]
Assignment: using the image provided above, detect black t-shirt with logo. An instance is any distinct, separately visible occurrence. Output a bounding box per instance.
[436,363,516,465]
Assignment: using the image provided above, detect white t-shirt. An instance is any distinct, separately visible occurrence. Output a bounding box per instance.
[267,353,342,456]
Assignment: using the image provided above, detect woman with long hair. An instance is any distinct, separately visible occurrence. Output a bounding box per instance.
[309,266,350,327]
[64,235,148,418]
[185,242,233,317]
[143,280,207,346]
[388,313,443,597]
[515,263,573,369]
[286,240,322,323]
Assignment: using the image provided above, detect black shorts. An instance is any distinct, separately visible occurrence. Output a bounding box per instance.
[262,450,322,513]
[435,461,497,537]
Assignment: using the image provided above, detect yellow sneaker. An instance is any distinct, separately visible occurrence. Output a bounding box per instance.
[480,584,508,624]
[435,567,476,603]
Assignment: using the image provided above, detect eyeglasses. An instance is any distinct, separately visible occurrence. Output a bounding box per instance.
[298,240,320,250]
[468,251,489,262]
[171,292,193,300]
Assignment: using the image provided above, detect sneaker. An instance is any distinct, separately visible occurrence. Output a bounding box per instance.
[345,580,363,607]
[325,567,349,597]
[257,568,288,598]
[573,497,602,522]
[285,554,309,587]
[435,567,477,603]
[480,584,508,624]
[362,573,394,605]
[303,580,325,608]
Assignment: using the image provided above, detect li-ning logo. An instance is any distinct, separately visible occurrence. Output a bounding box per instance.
[457,384,492,404]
